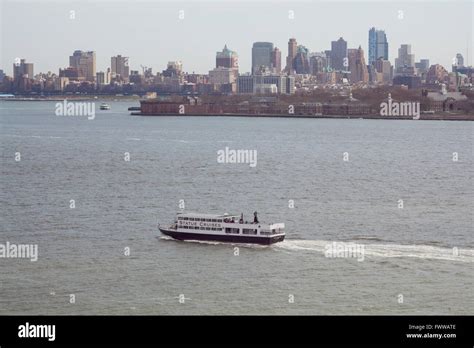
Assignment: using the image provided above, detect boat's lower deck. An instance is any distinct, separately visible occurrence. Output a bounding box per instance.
[159,227,285,245]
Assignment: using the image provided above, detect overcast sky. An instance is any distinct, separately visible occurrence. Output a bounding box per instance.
[1,0,472,76]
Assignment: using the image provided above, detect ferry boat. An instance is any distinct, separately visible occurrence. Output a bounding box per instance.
[99,103,111,110]
[159,212,285,245]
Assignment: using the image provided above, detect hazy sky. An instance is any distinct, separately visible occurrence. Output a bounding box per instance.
[1,0,472,76]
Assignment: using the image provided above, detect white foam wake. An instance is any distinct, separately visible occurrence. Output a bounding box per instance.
[275,239,474,263]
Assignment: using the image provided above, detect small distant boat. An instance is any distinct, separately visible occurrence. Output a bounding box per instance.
[0,94,15,99]
[159,211,285,245]
[99,103,111,110]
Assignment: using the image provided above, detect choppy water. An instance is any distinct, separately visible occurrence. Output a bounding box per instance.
[0,100,473,315]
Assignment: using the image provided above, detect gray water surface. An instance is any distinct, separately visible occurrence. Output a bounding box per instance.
[0,101,473,314]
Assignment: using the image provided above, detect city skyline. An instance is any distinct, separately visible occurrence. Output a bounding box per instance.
[1,1,472,76]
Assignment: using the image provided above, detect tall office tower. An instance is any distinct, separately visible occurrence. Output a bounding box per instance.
[69,50,96,82]
[285,38,297,74]
[368,27,389,65]
[271,47,282,73]
[309,52,328,75]
[252,42,274,74]
[348,46,369,83]
[395,44,415,74]
[293,45,310,74]
[13,59,34,80]
[455,53,464,67]
[324,50,332,69]
[216,44,239,69]
[111,55,130,80]
[330,37,348,71]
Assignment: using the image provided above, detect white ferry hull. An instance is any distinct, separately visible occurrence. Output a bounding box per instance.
[159,227,285,245]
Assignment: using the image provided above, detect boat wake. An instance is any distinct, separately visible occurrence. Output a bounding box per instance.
[275,239,474,263]
[159,236,473,262]
[3,134,63,139]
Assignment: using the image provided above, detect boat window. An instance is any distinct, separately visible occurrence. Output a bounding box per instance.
[225,227,240,234]
[242,229,258,235]
[194,226,199,229]
[183,217,188,220]
[211,219,216,222]
[189,218,194,221]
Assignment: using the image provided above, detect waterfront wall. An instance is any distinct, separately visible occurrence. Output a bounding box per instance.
[138,99,474,120]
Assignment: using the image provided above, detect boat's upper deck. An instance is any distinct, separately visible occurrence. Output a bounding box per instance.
[175,212,285,236]
[177,212,239,221]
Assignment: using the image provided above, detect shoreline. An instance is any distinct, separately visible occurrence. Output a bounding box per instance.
[0,96,141,102]
[131,112,474,121]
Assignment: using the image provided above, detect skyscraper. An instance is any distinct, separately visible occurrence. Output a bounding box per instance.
[455,53,464,67]
[368,27,389,65]
[293,45,310,74]
[111,55,130,80]
[216,45,239,69]
[395,44,415,75]
[13,59,34,80]
[69,50,96,82]
[272,47,282,73]
[215,45,239,83]
[252,42,274,74]
[348,46,369,83]
[285,38,297,74]
[309,52,328,75]
[331,37,347,71]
